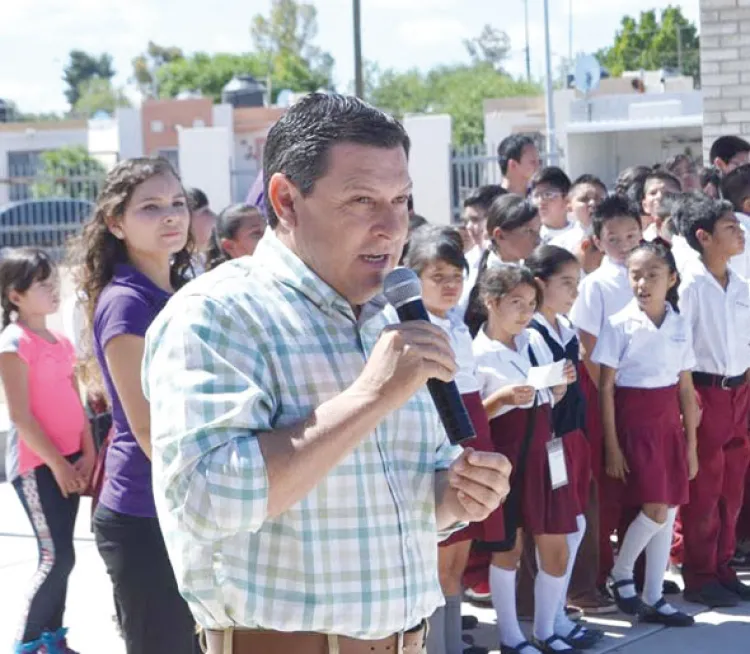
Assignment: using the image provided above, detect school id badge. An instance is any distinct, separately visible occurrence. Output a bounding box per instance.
[546,438,569,490]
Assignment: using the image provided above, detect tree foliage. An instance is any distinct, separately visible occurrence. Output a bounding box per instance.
[63,50,116,107]
[31,146,107,201]
[596,6,699,79]
[156,53,265,102]
[250,0,334,94]
[72,78,131,118]
[367,26,539,145]
[132,42,184,98]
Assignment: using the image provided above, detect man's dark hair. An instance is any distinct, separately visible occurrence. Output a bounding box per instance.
[673,191,735,254]
[463,185,506,212]
[710,135,750,166]
[592,194,641,239]
[263,93,410,228]
[497,134,536,176]
[530,166,572,196]
[570,174,607,195]
[720,163,750,212]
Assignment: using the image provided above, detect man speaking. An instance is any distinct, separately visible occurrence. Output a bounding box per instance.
[142,93,511,654]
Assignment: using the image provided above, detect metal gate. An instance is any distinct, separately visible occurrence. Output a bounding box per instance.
[450,144,502,222]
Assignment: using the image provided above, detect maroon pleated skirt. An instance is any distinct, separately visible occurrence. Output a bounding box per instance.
[441,391,506,547]
[486,404,578,537]
[578,362,604,483]
[562,428,591,515]
[601,385,689,507]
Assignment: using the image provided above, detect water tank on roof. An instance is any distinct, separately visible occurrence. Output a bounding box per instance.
[222,75,266,108]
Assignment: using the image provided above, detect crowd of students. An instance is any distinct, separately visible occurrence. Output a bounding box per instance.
[3,127,750,654]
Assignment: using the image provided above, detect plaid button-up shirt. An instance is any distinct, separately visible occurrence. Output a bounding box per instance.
[142,232,463,638]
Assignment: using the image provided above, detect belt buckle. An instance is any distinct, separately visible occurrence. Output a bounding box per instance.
[721,376,731,390]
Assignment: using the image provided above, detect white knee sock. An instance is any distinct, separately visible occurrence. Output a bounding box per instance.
[533,570,567,645]
[611,511,665,599]
[554,514,586,635]
[490,564,526,648]
[643,508,678,614]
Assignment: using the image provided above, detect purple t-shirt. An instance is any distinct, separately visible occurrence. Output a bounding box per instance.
[94,263,171,517]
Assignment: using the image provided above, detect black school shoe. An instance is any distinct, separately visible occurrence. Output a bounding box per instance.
[534,634,583,654]
[635,579,681,595]
[721,577,750,601]
[560,624,605,650]
[642,598,695,627]
[683,581,740,608]
[609,579,649,616]
[500,641,540,654]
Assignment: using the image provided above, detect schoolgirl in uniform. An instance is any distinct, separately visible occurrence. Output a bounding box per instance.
[402,226,502,654]
[525,245,602,648]
[473,264,580,654]
[592,239,698,626]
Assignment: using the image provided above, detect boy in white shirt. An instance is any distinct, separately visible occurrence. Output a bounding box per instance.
[641,170,681,243]
[569,195,643,594]
[529,167,573,245]
[719,163,750,278]
[553,175,608,276]
[677,193,750,608]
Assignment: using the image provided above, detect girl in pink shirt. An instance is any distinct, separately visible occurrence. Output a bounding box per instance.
[0,248,95,654]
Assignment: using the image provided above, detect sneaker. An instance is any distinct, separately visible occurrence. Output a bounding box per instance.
[684,581,740,608]
[464,580,492,604]
[569,588,617,615]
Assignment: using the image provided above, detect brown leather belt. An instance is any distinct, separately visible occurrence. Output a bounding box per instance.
[202,623,427,654]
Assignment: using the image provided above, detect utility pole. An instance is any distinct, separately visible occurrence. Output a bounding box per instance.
[524,0,531,83]
[353,0,364,98]
[543,0,557,165]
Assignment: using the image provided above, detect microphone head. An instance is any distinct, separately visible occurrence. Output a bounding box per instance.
[383,267,422,309]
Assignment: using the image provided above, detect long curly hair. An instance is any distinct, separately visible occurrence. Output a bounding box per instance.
[67,157,194,386]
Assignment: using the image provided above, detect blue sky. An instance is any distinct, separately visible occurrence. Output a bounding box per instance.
[1,0,700,114]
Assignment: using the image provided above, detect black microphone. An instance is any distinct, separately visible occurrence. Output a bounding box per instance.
[383,267,476,445]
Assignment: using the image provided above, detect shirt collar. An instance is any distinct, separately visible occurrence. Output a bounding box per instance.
[533,312,575,346]
[112,263,171,303]
[689,259,744,294]
[474,324,529,356]
[601,255,628,275]
[252,230,387,324]
[623,298,677,329]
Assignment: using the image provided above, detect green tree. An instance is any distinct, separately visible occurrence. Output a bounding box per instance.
[250,0,335,95]
[63,50,116,107]
[2,100,63,122]
[72,78,131,118]
[31,146,107,201]
[368,25,539,145]
[596,6,699,79]
[132,42,184,98]
[156,53,266,102]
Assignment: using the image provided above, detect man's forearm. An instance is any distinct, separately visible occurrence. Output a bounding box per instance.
[258,384,393,519]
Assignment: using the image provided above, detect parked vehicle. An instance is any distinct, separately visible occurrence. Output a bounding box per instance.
[0,197,94,260]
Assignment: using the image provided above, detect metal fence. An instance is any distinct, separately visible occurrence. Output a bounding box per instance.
[0,156,108,261]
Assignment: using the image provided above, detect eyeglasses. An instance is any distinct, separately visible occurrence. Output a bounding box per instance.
[531,190,563,203]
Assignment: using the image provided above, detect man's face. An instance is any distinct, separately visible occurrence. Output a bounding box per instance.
[270,143,411,307]
[718,151,750,174]
[463,205,488,248]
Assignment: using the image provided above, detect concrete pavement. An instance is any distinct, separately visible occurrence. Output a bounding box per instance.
[1,482,749,653]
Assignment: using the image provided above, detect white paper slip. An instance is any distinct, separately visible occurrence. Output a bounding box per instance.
[526,360,566,390]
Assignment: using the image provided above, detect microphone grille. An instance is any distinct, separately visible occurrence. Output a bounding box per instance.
[383,267,422,308]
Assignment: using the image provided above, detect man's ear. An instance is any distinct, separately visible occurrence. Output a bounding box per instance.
[267,173,299,230]
[714,157,729,175]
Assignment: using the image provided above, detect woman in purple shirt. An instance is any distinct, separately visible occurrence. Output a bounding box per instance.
[71,158,198,654]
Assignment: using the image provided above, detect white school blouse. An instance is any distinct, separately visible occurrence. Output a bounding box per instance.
[473,326,553,419]
[431,310,480,394]
[569,256,634,338]
[591,300,696,388]
[679,261,750,377]
[530,313,578,366]
[541,221,575,246]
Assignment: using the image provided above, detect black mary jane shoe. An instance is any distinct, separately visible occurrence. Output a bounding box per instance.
[500,641,540,654]
[534,634,582,654]
[609,578,648,616]
[560,623,605,650]
[642,598,695,627]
